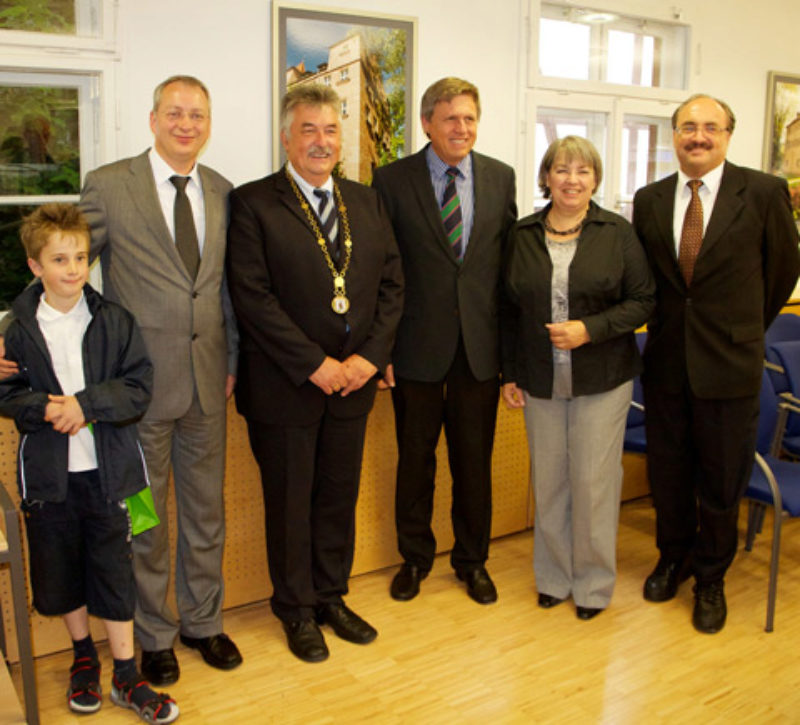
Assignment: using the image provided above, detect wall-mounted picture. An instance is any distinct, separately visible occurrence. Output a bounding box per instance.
[763,71,800,218]
[272,2,416,184]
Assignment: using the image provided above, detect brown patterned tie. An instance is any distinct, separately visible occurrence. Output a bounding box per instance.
[678,179,703,286]
[170,175,200,280]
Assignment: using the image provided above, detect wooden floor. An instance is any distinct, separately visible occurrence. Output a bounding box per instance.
[8,498,800,724]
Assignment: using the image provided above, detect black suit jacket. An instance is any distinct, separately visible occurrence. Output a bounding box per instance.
[372,146,517,382]
[632,161,800,399]
[226,169,404,425]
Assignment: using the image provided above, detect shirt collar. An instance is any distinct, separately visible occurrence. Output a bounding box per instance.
[37,290,88,321]
[425,143,472,179]
[286,161,334,201]
[677,160,725,196]
[149,146,200,188]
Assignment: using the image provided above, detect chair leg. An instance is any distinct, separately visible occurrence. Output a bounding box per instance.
[765,509,783,633]
[4,509,38,724]
[745,502,765,551]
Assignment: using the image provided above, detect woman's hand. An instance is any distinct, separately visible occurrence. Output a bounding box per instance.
[546,320,590,350]
[502,382,526,409]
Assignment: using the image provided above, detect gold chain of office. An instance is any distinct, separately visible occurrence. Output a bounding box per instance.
[285,166,353,314]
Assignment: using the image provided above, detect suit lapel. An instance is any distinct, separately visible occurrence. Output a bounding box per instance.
[408,149,460,264]
[464,152,488,266]
[197,165,221,282]
[276,167,324,241]
[126,152,192,280]
[700,161,745,259]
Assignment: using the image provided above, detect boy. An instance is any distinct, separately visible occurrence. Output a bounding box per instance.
[0,204,178,723]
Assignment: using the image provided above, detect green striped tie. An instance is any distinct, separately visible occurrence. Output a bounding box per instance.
[441,167,464,260]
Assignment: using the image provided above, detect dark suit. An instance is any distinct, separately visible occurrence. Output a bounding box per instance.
[226,169,403,621]
[633,160,800,583]
[80,150,237,650]
[373,146,517,572]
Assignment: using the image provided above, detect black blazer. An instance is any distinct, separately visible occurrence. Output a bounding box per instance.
[226,169,404,425]
[372,146,517,382]
[501,202,654,398]
[632,161,800,399]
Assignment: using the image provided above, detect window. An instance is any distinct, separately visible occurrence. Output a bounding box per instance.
[341,99,348,117]
[538,3,688,90]
[0,71,99,310]
[0,0,103,38]
[340,68,349,81]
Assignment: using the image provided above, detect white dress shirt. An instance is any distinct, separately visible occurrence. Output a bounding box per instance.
[149,147,206,254]
[36,292,97,472]
[672,161,725,256]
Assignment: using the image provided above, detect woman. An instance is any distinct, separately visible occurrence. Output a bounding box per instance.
[501,136,654,619]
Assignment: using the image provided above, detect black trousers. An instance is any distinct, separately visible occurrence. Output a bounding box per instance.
[643,380,759,584]
[246,412,368,622]
[392,340,500,572]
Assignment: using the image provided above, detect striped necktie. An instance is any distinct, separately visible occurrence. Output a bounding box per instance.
[441,167,464,261]
[678,179,703,285]
[314,188,340,260]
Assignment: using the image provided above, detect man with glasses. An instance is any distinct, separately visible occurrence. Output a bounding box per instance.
[632,94,799,633]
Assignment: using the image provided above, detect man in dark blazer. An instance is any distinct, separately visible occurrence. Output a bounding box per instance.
[633,94,800,633]
[372,77,517,605]
[77,76,243,683]
[226,85,403,663]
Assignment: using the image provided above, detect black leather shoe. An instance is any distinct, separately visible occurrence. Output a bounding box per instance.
[456,568,498,604]
[576,606,603,620]
[282,619,329,662]
[538,593,565,609]
[179,633,243,670]
[643,556,691,602]
[316,603,377,644]
[693,582,726,634]
[141,648,179,686]
[390,563,428,601]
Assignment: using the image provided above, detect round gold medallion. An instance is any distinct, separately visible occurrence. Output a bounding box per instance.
[332,295,350,314]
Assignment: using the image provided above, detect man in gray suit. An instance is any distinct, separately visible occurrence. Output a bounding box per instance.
[63,75,242,683]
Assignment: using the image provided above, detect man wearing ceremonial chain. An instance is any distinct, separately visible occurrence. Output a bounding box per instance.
[226,84,403,663]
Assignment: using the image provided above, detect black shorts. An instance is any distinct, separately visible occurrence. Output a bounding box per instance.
[22,470,135,621]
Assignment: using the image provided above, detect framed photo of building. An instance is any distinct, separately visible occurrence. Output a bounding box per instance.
[272,2,417,184]
[763,71,800,219]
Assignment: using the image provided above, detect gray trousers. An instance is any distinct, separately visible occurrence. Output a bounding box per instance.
[523,380,632,609]
[133,393,227,650]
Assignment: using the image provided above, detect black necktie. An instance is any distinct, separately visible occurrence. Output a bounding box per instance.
[170,175,200,280]
[441,167,464,261]
[314,188,340,261]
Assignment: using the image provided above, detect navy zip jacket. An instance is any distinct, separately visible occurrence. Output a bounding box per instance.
[0,281,153,502]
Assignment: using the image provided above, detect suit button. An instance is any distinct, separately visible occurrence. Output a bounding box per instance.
[191,334,198,340]
[192,291,199,299]
[686,298,692,306]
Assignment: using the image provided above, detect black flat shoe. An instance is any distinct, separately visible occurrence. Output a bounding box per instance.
[282,619,329,663]
[538,593,565,609]
[693,581,726,634]
[179,633,242,670]
[643,556,692,602]
[390,563,428,601]
[456,568,498,604]
[140,648,179,686]
[316,602,377,644]
[576,606,603,620]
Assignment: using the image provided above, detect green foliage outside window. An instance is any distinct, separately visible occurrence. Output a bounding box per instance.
[0,0,76,34]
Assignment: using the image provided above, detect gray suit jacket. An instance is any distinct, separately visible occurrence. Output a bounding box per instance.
[80,150,237,419]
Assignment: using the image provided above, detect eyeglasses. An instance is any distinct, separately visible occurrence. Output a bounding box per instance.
[675,123,730,137]
[162,109,208,124]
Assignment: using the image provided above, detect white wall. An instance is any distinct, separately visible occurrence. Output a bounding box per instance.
[6,0,800,190]
[115,0,524,188]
